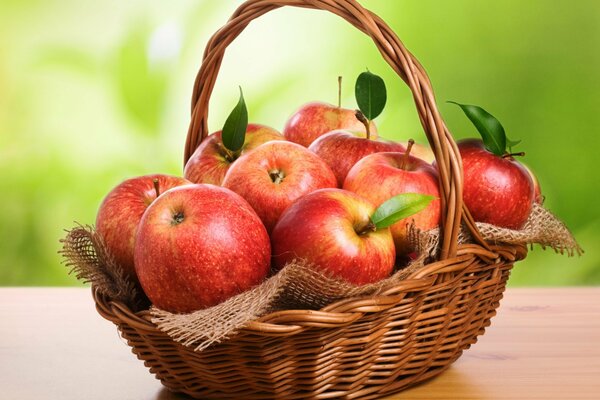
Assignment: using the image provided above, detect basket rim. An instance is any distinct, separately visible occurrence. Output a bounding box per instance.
[93,241,526,335]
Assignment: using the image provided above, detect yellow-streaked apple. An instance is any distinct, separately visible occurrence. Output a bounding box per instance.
[222,141,337,233]
[134,184,270,313]
[95,174,191,284]
[308,130,405,186]
[271,188,395,285]
[283,102,377,147]
[184,124,283,185]
[343,142,441,255]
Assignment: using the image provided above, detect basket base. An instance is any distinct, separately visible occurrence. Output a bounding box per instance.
[110,260,513,400]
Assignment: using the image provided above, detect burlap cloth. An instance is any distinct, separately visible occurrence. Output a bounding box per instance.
[60,203,581,351]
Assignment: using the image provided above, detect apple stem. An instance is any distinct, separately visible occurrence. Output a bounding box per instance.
[401,139,415,169]
[218,143,238,163]
[337,76,342,108]
[502,151,526,159]
[153,178,160,197]
[355,110,371,140]
[357,221,377,236]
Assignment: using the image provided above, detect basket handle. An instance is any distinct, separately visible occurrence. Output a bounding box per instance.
[183,0,487,259]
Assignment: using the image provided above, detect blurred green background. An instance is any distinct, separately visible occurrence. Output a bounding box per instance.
[1,0,598,286]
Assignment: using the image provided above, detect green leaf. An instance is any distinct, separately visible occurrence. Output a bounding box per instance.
[355,70,387,120]
[371,193,435,230]
[449,101,506,156]
[221,87,248,152]
[506,137,521,147]
[506,136,521,151]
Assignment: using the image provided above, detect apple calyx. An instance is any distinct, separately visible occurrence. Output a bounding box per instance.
[355,110,372,140]
[171,211,185,226]
[269,169,285,184]
[400,139,415,169]
[153,178,160,198]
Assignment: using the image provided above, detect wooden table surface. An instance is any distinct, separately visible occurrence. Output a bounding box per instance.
[1,288,599,399]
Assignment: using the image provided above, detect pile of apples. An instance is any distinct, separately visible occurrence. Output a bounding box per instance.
[95,72,541,313]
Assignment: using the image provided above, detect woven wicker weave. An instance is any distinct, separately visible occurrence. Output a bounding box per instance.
[93,0,528,398]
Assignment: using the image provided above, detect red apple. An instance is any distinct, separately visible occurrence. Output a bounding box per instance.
[222,141,337,233]
[184,124,283,185]
[399,140,435,163]
[271,188,395,285]
[134,184,271,313]
[308,130,405,186]
[343,146,441,255]
[95,174,190,284]
[283,102,377,147]
[458,138,534,229]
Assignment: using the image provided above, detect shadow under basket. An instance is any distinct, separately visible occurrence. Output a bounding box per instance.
[90,0,531,398]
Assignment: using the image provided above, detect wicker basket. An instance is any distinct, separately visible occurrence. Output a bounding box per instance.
[93,0,529,398]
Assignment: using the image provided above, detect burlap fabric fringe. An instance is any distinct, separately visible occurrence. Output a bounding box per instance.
[60,203,582,352]
[60,224,147,311]
[472,203,582,255]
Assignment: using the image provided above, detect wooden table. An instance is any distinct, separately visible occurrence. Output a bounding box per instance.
[1,288,598,399]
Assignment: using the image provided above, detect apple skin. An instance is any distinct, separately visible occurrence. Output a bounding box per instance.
[184,124,283,185]
[95,174,191,284]
[308,130,406,186]
[271,188,395,285]
[283,102,377,147]
[399,140,435,163]
[458,138,534,229]
[343,152,441,255]
[522,163,543,204]
[222,141,337,233]
[134,184,271,313]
